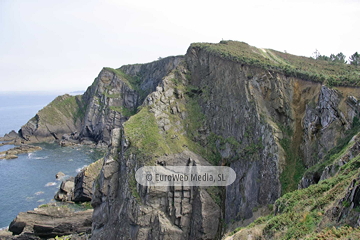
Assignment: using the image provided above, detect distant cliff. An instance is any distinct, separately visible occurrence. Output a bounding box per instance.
[14,41,360,239]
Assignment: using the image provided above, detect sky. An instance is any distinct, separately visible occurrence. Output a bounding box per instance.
[0,0,359,93]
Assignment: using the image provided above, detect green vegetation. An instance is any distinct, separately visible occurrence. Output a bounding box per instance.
[109,106,137,117]
[349,52,360,66]
[55,236,71,240]
[124,107,168,162]
[40,94,85,125]
[129,173,140,201]
[191,41,360,87]
[277,122,305,195]
[103,67,141,90]
[229,131,360,239]
[104,67,147,100]
[279,137,306,194]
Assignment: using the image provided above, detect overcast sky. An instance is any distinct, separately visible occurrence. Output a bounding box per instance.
[0,0,359,93]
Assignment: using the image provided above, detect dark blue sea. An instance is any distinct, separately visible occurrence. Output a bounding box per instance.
[0,92,101,228]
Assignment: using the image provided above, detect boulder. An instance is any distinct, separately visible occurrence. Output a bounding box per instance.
[56,172,66,179]
[54,177,75,202]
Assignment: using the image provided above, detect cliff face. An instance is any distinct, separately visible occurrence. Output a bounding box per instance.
[14,41,360,239]
[185,45,359,224]
[18,56,183,146]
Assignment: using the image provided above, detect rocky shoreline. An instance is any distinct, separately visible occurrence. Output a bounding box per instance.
[0,130,103,239]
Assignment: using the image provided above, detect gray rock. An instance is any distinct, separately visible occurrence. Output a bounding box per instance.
[8,204,92,238]
[56,172,66,180]
[0,144,42,160]
[54,177,75,202]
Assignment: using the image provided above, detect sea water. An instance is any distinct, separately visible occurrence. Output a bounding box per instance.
[0,92,102,228]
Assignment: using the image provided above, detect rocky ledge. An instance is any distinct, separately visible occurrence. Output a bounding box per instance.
[8,203,92,239]
[0,144,42,160]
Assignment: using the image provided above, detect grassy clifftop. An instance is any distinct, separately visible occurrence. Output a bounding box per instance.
[191,41,360,87]
[39,94,85,125]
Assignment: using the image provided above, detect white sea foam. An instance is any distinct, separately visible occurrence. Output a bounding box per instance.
[45,182,56,187]
[34,156,48,160]
[34,191,44,195]
[76,165,88,173]
[28,152,49,160]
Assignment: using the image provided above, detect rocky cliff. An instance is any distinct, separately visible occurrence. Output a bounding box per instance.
[9,40,360,239]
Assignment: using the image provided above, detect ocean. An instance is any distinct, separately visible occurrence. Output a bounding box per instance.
[0,92,102,228]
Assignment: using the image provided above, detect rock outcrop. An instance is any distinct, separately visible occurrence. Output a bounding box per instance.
[54,158,104,202]
[54,177,75,202]
[73,158,104,202]
[0,144,42,160]
[8,204,92,239]
[19,94,85,144]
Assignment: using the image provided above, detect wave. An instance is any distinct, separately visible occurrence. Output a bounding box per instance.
[34,191,44,195]
[27,152,48,160]
[76,165,88,173]
[45,182,56,187]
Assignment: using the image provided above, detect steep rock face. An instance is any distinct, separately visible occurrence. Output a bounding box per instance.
[120,56,184,93]
[79,68,139,146]
[185,45,360,224]
[186,47,287,223]
[299,88,360,189]
[78,56,184,146]
[91,66,221,239]
[302,86,356,166]
[73,158,104,202]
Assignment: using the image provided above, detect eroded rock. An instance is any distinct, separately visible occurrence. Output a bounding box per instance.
[8,204,92,239]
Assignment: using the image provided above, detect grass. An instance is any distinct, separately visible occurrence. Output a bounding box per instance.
[39,94,85,125]
[191,40,360,87]
[124,106,168,161]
